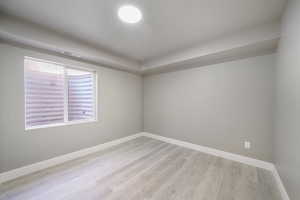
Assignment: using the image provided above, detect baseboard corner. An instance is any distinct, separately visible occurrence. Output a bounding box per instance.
[142,132,290,200]
[0,132,144,184]
[271,166,290,200]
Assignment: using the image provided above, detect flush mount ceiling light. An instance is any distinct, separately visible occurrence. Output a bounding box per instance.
[118,5,142,24]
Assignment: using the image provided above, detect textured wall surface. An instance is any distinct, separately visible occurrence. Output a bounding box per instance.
[144,54,275,162]
[0,44,143,173]
[275,0,300,199]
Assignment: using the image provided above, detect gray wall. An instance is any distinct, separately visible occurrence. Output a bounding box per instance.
[144,54,275,162]
[0,44,143,173]
[275,0,300,199]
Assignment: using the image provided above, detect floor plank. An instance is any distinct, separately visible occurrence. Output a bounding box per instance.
[0,137,282,200]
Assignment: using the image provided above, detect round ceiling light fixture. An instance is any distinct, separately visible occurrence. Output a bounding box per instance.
[118,5,142,24]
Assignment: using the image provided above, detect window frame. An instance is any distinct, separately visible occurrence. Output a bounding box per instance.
[24,56,98,131]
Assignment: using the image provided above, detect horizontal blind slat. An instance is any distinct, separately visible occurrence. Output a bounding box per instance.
[25,59,65,127]
[67,72,94,121]
[25,58,96,128]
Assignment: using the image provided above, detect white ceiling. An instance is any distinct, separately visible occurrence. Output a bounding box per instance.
[0,0,286,73]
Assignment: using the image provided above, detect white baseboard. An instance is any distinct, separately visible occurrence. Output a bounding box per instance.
[0,131,290,200]
[141,132,274,170]
[141,132,290,200]
[271,167,290,200]
[0,133,143,184]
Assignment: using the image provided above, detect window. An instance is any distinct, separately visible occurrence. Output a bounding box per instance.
[24,57,97,130]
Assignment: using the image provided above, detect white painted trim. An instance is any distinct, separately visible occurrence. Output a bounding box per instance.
[25,119,98,131]
[0,131,290,200]
[141,132,290,200]
[271,167,290,200]
[140,132,274,170]
[63,66,69,123]
[24,57,99,131]
[0,133,143,184]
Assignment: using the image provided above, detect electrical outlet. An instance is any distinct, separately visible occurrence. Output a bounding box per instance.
[244,141,251,149]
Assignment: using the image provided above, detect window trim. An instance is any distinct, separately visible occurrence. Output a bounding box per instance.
[24,56,98,131]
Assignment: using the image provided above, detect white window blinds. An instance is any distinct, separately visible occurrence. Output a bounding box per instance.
[67,68,95,121]
[24,58,97,129]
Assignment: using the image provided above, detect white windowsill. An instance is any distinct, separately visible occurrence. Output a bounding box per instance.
[25,119,98,131]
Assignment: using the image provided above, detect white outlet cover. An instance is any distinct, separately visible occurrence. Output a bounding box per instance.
[244,141,251,149]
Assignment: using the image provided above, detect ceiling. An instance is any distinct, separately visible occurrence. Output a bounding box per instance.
[0,0,286,74]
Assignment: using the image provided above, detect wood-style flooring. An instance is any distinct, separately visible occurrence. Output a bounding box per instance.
[0,137,282,200]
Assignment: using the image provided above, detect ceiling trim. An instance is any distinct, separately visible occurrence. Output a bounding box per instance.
[0,14,281,75]
[142,39,278,75]
[0,14,141,73]
[141,22,280,73]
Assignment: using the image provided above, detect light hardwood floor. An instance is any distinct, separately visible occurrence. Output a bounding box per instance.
[0,137,282,200]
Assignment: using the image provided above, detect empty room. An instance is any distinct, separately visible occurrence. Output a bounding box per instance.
[0,0,299,199]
